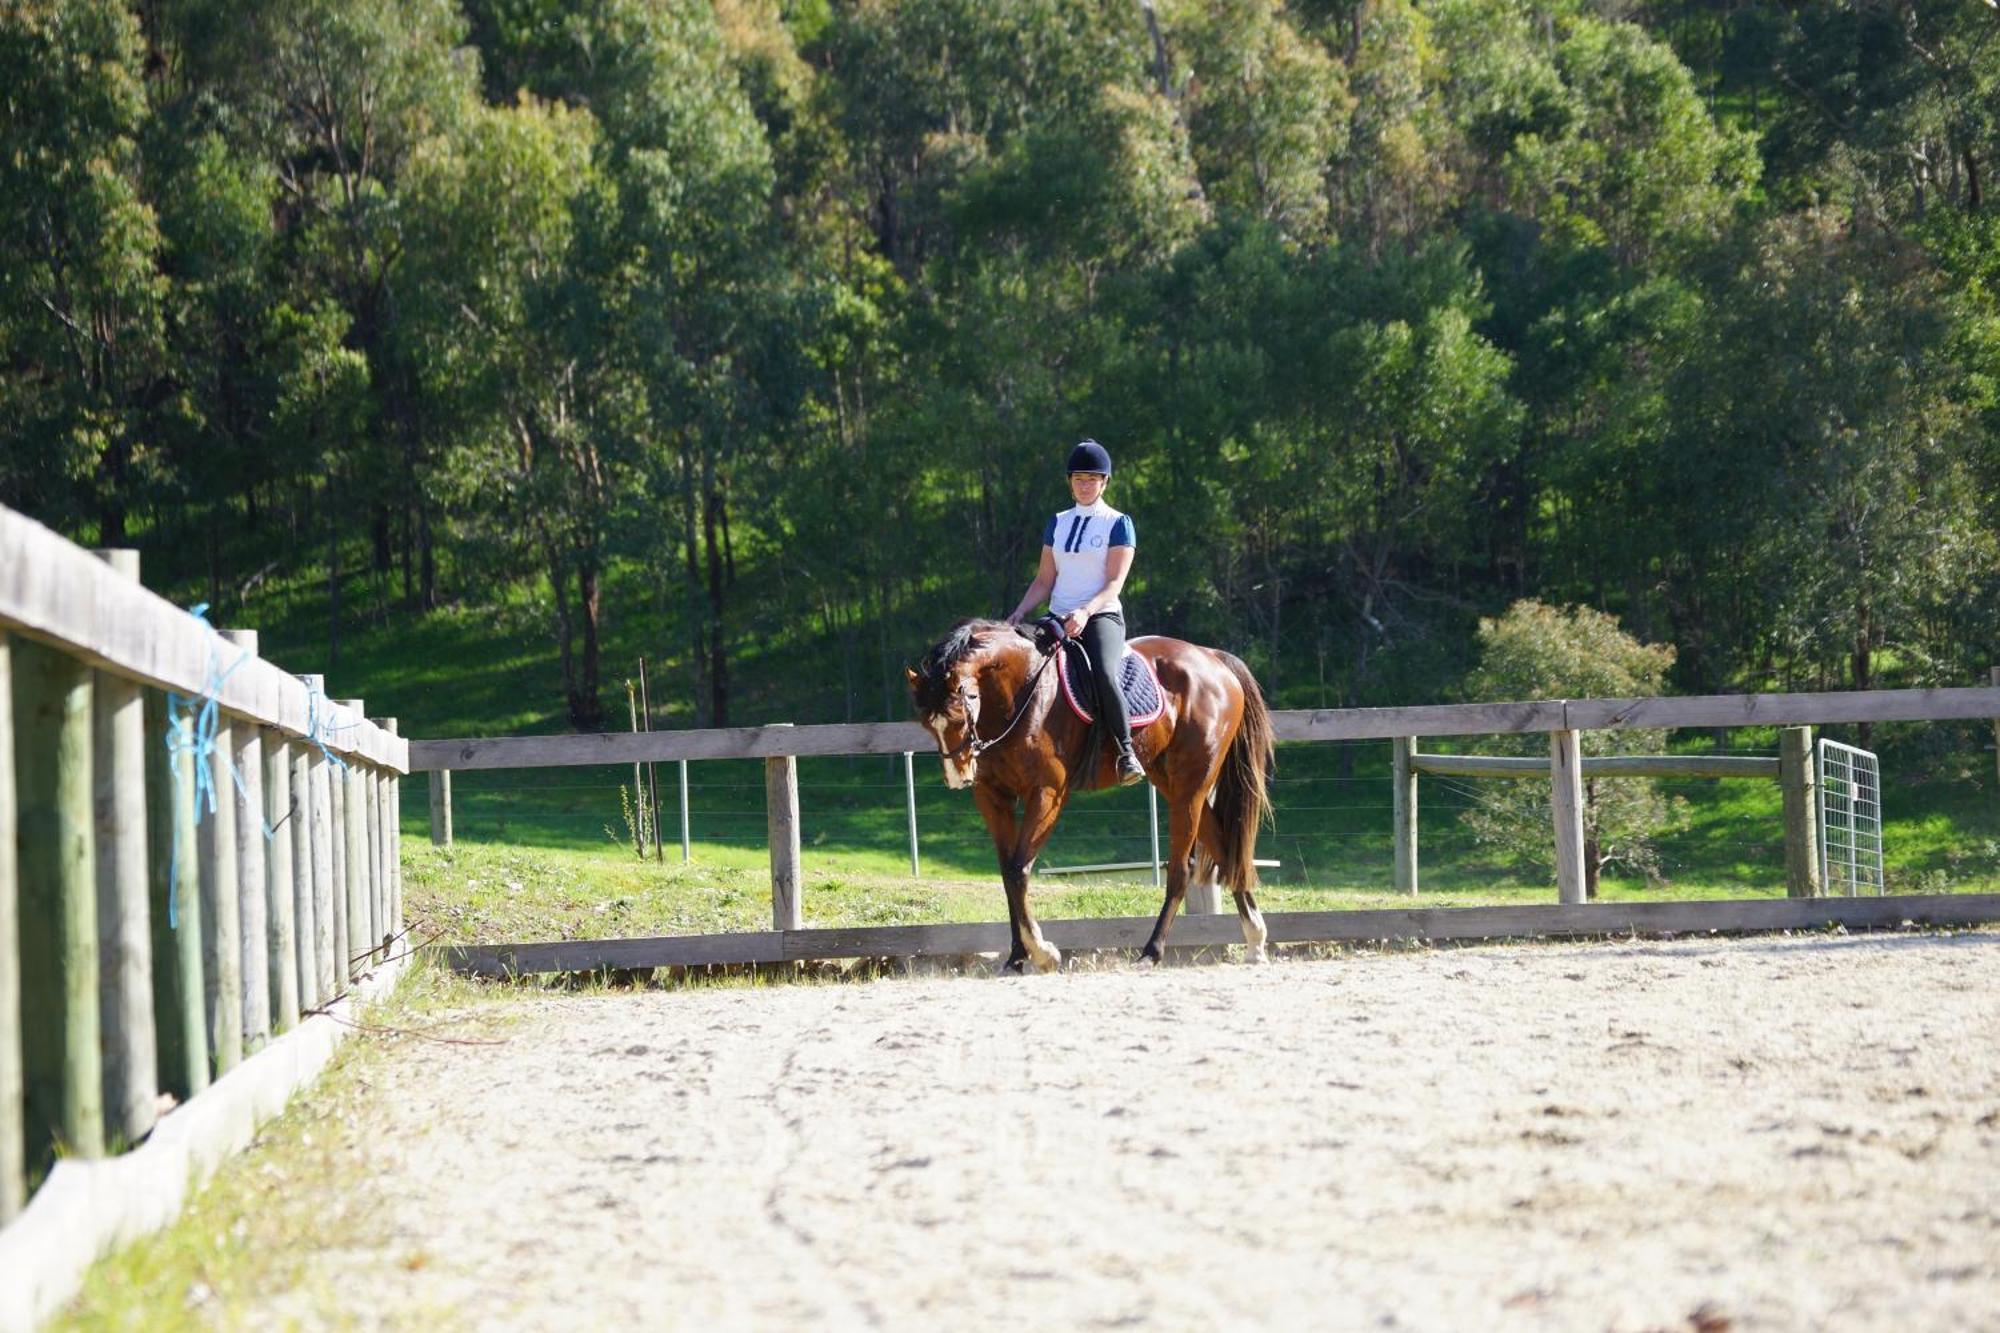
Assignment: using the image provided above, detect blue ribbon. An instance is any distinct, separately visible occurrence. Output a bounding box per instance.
[163,603,278,928]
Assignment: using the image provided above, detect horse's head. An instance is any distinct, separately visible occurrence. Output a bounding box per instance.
[906,619,1025,789]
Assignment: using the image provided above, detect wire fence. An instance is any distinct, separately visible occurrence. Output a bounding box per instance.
[400,723,2000,898]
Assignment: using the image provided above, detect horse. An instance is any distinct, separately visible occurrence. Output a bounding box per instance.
[906,618,1275,972]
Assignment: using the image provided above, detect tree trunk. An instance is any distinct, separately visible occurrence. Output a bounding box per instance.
[547,543,579,726]
[418,502,437,611]
[325,515,341,668]
[576,559,603,731]
[703,471,729,729]
[400,499,413,608]
[680,436,708,728]
[1584,836,1601,901]
[1853,600,1874,749]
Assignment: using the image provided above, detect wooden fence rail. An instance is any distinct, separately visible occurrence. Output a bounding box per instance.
[416,676,2000,972]
[0,503,406,1225]
[406,684,2000,772]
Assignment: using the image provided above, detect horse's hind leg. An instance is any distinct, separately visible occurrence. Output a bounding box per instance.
[1233,887,1269,964]
[1138,797,1204,966]
[1195,806,1266,964]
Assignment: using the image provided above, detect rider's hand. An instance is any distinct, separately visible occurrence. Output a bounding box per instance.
[1063,610,1088,638]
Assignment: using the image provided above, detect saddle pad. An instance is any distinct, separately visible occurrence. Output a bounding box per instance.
[1055,644,1165,728]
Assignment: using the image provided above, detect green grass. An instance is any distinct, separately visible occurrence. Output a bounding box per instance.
[397,730,2000,946]
[50,960,512,1332]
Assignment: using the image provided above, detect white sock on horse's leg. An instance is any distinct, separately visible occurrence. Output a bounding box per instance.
[1020,921,1063,973]
[1236,892,1268,964]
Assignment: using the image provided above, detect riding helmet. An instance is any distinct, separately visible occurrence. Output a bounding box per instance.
[1067,439,1112,476]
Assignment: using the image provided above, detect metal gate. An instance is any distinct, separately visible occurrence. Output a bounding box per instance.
[1818,739,1884,895]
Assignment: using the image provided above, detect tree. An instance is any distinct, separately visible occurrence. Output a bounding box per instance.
[0,0,165,543]
[1460,600,1690,898]
[399,94,613,727]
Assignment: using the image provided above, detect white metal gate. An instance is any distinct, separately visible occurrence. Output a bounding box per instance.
[1818,739,1884,895]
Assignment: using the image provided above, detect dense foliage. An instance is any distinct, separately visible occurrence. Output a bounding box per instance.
[4,0,1997,728]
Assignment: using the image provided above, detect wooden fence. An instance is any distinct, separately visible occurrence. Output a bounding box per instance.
[0,505,408,1225]
[410,676,2000,977]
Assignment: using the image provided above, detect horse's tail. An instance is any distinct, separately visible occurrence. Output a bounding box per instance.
[1210,650,1275,894]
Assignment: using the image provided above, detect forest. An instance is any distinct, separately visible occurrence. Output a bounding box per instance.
[4,0,1998,732]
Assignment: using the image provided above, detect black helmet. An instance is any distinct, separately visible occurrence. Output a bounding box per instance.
[1067,439,1112,475]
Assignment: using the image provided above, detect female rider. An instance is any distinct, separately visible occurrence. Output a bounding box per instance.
[1006,439,1146,786]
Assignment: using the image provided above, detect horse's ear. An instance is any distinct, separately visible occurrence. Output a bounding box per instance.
[903,666,920,687]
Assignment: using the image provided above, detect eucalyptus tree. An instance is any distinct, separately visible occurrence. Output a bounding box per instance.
[1763,0,2000,219]
[460,0,782,728]
[1164,0,1352,245]
[1662,211,1994,701]
[398,94,614,728]
[0,0,165,545]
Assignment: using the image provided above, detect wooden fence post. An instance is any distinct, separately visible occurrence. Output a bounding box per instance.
[337,700,367,980]
[1550,728,1586,905]
[428,768,451,848]
[92,549,157,1148]
[12,638,106,1160]
[220,631,269,1054]
[1392,735,1418,896]
[765,725,802,931]
[385,720,402,946]
[198,687,242,1077]
[0,635,23,1221]
[143,688,207,1102]
[300,676,336,1003]
[264,731,298,1032]
[327,709,350,986]
[1780,725,1822,899]
[289,743,317,1011]
[368,755,386,961]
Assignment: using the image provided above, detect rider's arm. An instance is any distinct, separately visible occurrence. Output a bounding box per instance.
[1070,545,1133,625]
[1007,545,1058,623]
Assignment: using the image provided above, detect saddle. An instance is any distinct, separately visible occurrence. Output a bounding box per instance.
[1031,616,1164,727]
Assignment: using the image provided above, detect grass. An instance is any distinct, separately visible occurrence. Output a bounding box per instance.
[50,960,512,1332]
[165,530,2000,946]
[397,729,2000,946]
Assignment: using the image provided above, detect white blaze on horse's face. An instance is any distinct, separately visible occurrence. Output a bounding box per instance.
[927,677,981,789]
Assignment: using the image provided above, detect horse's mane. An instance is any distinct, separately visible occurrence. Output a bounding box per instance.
[910,618,1030,714]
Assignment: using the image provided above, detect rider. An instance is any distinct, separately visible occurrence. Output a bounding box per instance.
[1006,439,1146,786]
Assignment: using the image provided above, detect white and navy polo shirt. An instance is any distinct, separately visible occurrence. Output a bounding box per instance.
[1044,501,1136,616]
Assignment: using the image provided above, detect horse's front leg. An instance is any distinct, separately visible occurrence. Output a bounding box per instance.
[973,782,1031,973]
[1138,794,1203,966]
[1005,785,1069,973]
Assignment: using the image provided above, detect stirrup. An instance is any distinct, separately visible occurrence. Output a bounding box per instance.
[1115,745,1145,786]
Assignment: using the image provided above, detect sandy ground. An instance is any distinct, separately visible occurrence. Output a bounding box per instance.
[277,932,1999,1331]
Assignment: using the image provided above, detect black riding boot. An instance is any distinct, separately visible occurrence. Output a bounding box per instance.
[1081,612,1145,786]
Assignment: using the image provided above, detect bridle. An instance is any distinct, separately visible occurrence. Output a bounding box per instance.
[941,631,1066,764]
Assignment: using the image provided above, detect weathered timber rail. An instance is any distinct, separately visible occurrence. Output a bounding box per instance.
[417,666,2000,977]
[444,892,2000,976]
[405,685,2000,770]
[0,502,406,1235]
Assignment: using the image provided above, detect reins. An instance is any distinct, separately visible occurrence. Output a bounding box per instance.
[946,630,1072,762]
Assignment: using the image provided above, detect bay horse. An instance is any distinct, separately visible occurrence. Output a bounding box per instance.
[906,619,1274,972]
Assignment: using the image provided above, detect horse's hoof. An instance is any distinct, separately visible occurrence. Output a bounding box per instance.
[1134,954,1157,971]
[1244,946,1270,966]
[998,957,1029,977]
[1033,945,1064,974]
